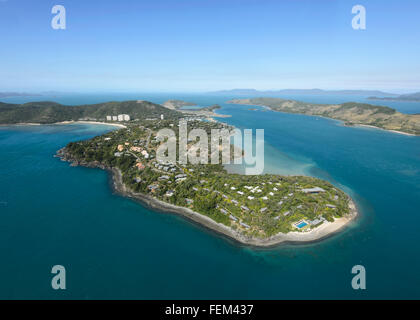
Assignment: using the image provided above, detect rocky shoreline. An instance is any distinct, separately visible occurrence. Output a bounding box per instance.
[56,147,359,248]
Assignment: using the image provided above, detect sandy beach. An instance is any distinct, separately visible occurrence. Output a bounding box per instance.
[55,120,127,128]
[1,121,127,128]
[56,141,359,247]
[355,124,416,136]
[107,166,358,248]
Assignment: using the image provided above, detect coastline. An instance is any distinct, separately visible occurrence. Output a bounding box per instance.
[56,145,358,247]
[1,121,127,128]
[351,124,416,136]
[111,168,358,247]
[227,101,419,137]
[51,120,127,128]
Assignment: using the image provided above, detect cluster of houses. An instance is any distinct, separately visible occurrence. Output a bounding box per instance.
[114,142,150,160]
[175,173,187,183]
[135,162,145,170]
[152,160,178,173]
[106,114,131,122]
[222,182,288,205]
[302,187,325,194]
[209,180,336,231]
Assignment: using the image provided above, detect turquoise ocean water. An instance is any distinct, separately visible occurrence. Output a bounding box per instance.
[0,93,419,299]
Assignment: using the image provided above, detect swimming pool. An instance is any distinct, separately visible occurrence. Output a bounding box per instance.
[296,222,308,229]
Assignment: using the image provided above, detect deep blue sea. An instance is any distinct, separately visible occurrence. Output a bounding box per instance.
[1,93,420,299]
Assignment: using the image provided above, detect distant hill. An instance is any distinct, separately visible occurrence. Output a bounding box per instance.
[209,88,398,96]
[368,92,420,102]
[229,97,420,135]
[0,92,42,98]
[162,100,196,110]
[0,100,182,124]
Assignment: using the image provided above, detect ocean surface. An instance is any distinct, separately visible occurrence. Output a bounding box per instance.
[1,93,420,299]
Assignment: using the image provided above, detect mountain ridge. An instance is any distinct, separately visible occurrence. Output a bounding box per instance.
[0,100,182,124]
[209,88,399,96]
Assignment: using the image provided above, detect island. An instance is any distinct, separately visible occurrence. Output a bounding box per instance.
[228,97,420,136]
[0,92,43,98]
[47,103,357,246]
[0,98,357,246]
[368,91,420,102]
[209,88,398,96]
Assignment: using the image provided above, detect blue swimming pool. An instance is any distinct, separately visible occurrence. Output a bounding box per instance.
[297,222,308,229]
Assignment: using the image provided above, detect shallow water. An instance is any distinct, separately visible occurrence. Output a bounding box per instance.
[0,94,419,299]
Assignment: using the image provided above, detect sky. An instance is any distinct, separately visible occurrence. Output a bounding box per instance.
[0,0,420,93]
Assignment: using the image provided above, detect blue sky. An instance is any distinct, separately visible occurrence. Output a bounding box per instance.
[1,0,420,93]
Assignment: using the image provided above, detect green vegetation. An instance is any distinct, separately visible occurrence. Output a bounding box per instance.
[60,118,351,239]
[368,92,420,102]
[229,98,420,135]
[0,100,181,124]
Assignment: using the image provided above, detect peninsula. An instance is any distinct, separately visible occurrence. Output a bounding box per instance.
[41,100,358,247]
[368,91,420,102]
[162,100,196,110]
[228,98,420,136]
[0,99,357,246]
[162,100,230,120]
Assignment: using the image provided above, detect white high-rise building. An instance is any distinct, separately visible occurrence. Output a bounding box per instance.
[112,116,118,121]
[106,116,112,121]
[118,114,124,121]
[123,114,130,121]
[160,114,164,120]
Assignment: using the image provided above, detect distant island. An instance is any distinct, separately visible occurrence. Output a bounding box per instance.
[209,88,398,96]
[368,92,420,102]
[228,98,420,136]
[0,92,43,98]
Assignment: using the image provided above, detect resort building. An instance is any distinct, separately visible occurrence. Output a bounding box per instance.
[229,215,238,222]
[302,187,326,194]
[220,208,228,215]
[148,184,159,193]
[108,114,130,122]
[240,222,250,229]
[135,162,145,170]
[130,146,142,152]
